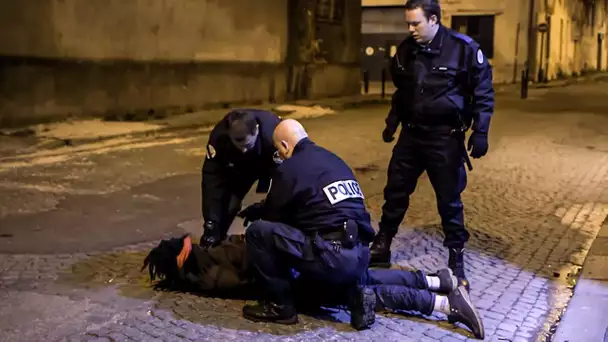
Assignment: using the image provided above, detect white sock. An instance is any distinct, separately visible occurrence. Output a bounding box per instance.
[426,276,441,290]
[433,295,450,315]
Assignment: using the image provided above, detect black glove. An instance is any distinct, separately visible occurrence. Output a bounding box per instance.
[382,127,395,143]
[237,201,264,226]
[467,131,489,159]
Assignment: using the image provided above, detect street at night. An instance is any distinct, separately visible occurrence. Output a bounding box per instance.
[1,81,607,341]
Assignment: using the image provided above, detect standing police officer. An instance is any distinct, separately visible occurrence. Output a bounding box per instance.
[370,0,495,289]
[238,119,376,324]
[200,109,282,248]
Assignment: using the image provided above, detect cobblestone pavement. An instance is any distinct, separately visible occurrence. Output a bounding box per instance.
[1,83,608,341]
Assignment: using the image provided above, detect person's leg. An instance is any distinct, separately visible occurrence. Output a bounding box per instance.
[374,284,435,314]
[370,132,425,267]
[242,220,309,324]
[363,268,459,294]
[423,132,470,289]
[351,285,485,339]
[364,268,427,288]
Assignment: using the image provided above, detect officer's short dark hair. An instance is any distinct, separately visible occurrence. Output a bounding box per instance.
[227,110,257,134]
[404,0,441,23]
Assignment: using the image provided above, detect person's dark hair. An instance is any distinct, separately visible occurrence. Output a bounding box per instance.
[405,0,441,23]
[227,110,258,134]
[141,235,190,290]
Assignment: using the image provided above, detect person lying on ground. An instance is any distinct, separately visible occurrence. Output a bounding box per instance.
[141,234,484,339]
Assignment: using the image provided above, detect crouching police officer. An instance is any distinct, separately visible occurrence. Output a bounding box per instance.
[370,0,495,289]
[201,109,282,248]
[238,119,376,325]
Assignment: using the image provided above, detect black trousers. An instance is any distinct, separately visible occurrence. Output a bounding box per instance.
[246,220,370,306]
[380,125,470,248]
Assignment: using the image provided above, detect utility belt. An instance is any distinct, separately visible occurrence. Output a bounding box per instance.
[404,122,466,134]
[403,122,474,172]
[305,220,361,256]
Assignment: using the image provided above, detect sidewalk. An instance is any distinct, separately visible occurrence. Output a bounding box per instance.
[363,71,608,95]
[2,71,608,160]
[0,94,388,160]
[553,216,608,342]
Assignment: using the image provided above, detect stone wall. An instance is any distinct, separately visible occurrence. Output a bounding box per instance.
[361,0,608,85]
[0,0,362,127]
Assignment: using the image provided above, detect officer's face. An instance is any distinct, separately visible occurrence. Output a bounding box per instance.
[405,8,438,43]
[229,123,259,153]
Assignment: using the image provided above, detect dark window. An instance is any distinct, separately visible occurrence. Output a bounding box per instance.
[316,0,345,24]
[451,15,495,59]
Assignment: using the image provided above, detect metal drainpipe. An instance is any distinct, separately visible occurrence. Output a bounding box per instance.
[527,0,537,82]
[545,0,551,83]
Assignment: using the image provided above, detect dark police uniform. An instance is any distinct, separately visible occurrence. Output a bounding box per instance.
[201,109,282,244]
[244,138,376,309]
[371,25,495,276]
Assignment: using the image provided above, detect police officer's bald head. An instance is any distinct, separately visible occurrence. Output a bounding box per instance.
[273,119,308,160]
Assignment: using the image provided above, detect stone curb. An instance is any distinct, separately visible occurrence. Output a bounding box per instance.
[553,215,608,342]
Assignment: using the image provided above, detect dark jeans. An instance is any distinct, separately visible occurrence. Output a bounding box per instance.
[363,268,435,315]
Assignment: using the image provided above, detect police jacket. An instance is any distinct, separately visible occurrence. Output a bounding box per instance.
[202,110,281,225]
[260,138,375,241]
[386,25,494,133]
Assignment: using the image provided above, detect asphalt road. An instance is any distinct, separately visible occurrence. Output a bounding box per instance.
[0,83,607,341]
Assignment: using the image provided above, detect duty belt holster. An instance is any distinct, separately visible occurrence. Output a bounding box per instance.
[452,125,474,172]
[341,219,359,249]
[309,220,360,256]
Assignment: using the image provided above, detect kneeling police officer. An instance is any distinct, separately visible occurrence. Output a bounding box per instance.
[238,119,376,324]
[200,109,281,248]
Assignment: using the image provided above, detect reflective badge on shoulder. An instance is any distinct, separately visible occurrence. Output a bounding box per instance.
[322,180,364,205]
[476,49,484,64]
[206,144,216,159]
[272,150,283,164]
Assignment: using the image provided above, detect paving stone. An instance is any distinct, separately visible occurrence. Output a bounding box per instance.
[2,91,608,341]
[495,329,516,339]
[498,322,519,333]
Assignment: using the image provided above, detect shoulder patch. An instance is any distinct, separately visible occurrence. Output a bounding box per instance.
[451,31,474,44]
[476,48,485,64]
[323,180,364,205]
[206,144,216,159]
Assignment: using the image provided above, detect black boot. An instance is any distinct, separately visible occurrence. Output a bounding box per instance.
[242,301,298,325]
[199,221,221,248]
[447,286,485,340]
[448,248,470,292]
[349,287,376,331]
[369,230,393,268]
[429,268,459,294]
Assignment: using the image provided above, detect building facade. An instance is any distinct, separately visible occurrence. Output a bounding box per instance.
[362,0,608,84]
[0,0,361,127]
